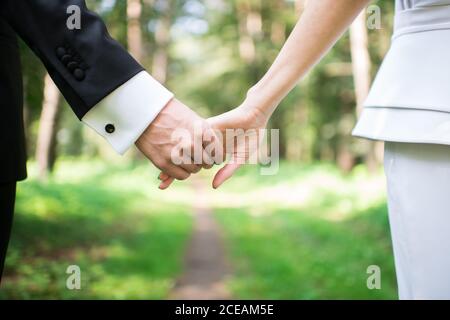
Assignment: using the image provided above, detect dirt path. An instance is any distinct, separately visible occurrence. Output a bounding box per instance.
[169,180,232,300]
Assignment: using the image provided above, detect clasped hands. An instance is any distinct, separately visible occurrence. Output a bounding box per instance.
[135,98,269,189]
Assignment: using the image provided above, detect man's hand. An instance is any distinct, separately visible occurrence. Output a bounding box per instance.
[136,98,213,186]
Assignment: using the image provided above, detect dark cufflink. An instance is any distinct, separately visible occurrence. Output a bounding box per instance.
[105,124,115,134]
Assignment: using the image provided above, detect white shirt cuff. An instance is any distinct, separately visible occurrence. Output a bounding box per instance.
[82,71,174,154]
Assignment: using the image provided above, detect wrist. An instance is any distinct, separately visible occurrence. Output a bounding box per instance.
[244,85,278,119]
[135,97,175,146]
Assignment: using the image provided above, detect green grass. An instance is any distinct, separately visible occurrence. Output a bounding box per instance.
[0,160,193,299]
[1,159,397,299]
[212,163,398,299]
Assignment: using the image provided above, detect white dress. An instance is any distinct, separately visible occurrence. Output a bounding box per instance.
[384,142,450,299]
[353,0,450,144]
[353,0,450,300]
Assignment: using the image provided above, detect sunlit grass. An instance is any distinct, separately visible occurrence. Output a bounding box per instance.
[1,161,193,299]
[1,160,396,300]
[212,163,397,299]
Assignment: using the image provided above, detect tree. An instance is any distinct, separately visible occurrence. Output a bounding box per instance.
[127,0,144,63]
[350,11,371,118]
[236,0,261,64]
[350,9,379,172]
[35,73,61,180]
[151,0,175,84]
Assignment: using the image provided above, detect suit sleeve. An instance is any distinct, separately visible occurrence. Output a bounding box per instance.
[2,0,174,154]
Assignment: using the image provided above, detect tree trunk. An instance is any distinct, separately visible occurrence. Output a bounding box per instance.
[350,12,371,117]
[36,73,61,181]
[271,0,286,45]
[127,0,143,63]
[152,0,174,84]
[350,10,381,172]
[237,1,262,64]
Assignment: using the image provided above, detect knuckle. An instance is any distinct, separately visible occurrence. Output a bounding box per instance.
[166,157,176,166]
[193,166,202,173]
[155,159,167,171]
[177,173,190,181]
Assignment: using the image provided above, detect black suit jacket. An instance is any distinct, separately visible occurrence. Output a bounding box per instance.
[0,0,144,183]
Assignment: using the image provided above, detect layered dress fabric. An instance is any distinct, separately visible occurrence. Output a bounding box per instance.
[353,0,450,300]
[353,0,450,144]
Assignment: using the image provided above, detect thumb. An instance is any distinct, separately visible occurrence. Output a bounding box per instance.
[212,161,242,189]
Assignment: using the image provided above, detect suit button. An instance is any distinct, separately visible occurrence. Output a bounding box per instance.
[56,47,66,58]
[73,68,85,81]
[105,124,115,134]
[67,61,78,71]
[61,54,72,65]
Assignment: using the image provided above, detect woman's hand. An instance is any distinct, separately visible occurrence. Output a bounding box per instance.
[207,102,269,189]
